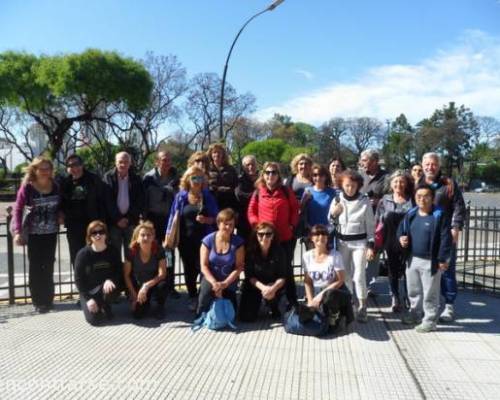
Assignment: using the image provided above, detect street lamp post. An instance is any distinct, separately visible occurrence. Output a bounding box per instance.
[218,0,285,141]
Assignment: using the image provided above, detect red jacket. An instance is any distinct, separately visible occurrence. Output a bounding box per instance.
[247,185,299,242]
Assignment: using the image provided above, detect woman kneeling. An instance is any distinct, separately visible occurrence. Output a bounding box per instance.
[75,220,122,325]
[303,224,354,332]
[124,221,167,319]
[239,222,286,321]
[197,209,244,315]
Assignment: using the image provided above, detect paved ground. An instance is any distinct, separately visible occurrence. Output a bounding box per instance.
[0,284,499,400]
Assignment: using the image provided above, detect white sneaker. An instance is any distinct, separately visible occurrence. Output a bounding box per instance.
[439,304,455,322]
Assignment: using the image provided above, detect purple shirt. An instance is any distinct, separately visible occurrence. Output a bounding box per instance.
[201,232,244,288]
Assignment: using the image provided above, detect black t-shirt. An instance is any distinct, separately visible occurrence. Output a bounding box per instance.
[74,245,122,300]
[180,203,205,240]
[245,244,287,285]
[126,248,166,284]
[410,213,434,259]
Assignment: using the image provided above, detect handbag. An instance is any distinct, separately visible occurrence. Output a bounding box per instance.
[192,298,237,332]
[165,209,180,249]
[283,304,329,337]
[9,184,33,245]
[374,221,384,251]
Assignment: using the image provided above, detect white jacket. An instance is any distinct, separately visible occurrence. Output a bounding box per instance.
[328,193,375,242]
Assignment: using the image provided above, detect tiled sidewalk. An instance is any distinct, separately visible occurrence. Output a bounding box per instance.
[0,288,499,400]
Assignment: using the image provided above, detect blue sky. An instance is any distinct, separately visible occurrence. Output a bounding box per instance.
[1,0,500,125]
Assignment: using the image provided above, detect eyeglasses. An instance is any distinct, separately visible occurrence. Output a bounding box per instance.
[257,231,273,238]
[190,176,204,183]
[90,229,106,237]
[264,170,278,176]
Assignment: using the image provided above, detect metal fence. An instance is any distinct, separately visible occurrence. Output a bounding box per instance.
[1,206,499,305]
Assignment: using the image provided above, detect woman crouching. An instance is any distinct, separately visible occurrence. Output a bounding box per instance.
[124,221,167,319]
[303,224,354,333]
[239,222,286,321]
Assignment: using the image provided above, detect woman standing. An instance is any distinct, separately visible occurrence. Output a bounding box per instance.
[198,209,244,315]
[13,157,60,313]
[239,222,286,321]
[124,221,167,319]
[248,162,299,306]
[187,151,210,175]
[206,143,239,211]
[329,157,345,190]
[410,164,423,188]
[375,170,414,312]
[74,220,122,325]
[329,170,375,322]
[165,166,218,311]
[303,224,354,332]
[301,164,336,248]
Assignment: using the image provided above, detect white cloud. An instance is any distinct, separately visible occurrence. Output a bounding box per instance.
[256,30,500,124]
[294,68,314,81]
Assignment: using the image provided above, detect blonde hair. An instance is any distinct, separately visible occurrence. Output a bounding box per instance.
[207,143,230,166]
[22,156,54,185]
[180,166,207,191]
[129,221,156,251]
[255,161,283,189]
[187,151,210,172]
[290,153,312,175]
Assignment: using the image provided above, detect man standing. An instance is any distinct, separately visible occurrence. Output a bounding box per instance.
[60,154,106,267]
[143,150,180,298]
[235,155,259,240]
[103,152,144,258]
[359,149,388,294]
[421,152,466,322]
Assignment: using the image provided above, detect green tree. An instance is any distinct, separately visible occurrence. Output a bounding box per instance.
[382,114,415,170]
[241,138,289,166]
[0,49,153,159]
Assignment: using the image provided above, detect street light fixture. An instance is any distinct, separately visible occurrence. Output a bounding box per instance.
[218,0,285,141]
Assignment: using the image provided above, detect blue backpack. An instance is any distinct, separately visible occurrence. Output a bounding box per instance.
[192,298,237,331]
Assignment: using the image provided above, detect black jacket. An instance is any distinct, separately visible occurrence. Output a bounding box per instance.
[103,168,145,226]
[60,169,106,227]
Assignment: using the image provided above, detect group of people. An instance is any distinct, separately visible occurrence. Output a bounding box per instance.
[12,143,465,334]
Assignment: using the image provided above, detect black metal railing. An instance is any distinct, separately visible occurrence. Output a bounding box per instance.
[1,205,499,305]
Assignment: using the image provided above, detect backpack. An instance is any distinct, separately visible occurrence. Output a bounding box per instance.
[192,298,237,331]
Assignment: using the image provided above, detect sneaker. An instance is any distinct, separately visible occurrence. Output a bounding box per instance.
[439,304,455,323]
[188,298,197,312]
[401,312,421,325]
[37,305,50,314]
[357,307,368,323]
[415,322,436,333]
[169,289,181,299]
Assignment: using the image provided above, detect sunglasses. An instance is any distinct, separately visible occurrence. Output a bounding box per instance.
[190,176,204,183]
[264,170,278,176]
[90,229,106,237]
[312,173,325,178]
[67,162,82,168]
[257,231,273,238]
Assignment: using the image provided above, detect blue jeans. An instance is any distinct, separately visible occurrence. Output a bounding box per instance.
[440,243,457,304]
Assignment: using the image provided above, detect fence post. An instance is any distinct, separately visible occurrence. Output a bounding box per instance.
[6,206,15,305]
[464,202,470,263]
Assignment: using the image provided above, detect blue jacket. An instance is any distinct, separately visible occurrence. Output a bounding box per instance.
[165,189,218,237]
[397,205,452,275]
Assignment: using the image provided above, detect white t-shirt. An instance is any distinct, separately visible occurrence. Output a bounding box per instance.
[303,249,344,293]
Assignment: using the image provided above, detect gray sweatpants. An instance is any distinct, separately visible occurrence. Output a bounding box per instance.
[407,256,442,325]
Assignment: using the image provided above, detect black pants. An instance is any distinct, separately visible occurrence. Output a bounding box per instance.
[386,248,407,298]
[321,285,354,326]
[239,280,284,322]
[197,277,237,315]
[80,285,119,326]
[66,223,87,267]
[27,233,57,308]
[132,280,167,319]
[149,215,176,292]
[179,239,201,298]
[281,239,298,306]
